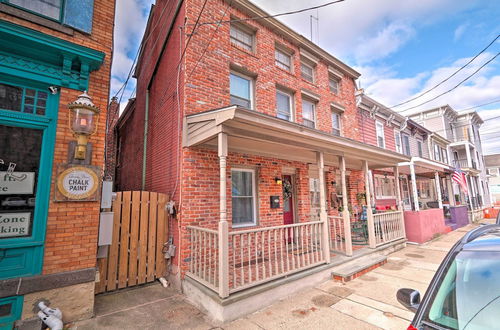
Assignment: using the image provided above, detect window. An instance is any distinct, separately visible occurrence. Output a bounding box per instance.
[309,177,327,219]
[230,24,254,52]
[417,140,423,157]
[302,99,316,128]
[0,82,48,115]
[275,48,292,72]
[434,144,441,162]
[442,148,449,164]
[7,0,62,20]
[331,111,341,136]
[230,72,253,109]
[276,90,293,121]
[329,76,339,94]
[394,131,402,153]
[374,175,395,199]
[301,61,314,83]
[231,169,256,227]
[376,121,385,148]
[402,134,411,156]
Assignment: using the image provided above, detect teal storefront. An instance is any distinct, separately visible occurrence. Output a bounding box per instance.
[0,19,103,328]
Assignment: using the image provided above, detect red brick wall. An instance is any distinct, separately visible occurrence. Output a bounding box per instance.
[1,1,115,274]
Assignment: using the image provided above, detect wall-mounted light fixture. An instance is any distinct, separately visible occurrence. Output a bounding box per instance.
[274,177,283,185]
[68,91,100,160]
[384,172,389,183]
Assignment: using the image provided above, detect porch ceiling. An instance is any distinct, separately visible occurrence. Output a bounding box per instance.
[184,106,410,170]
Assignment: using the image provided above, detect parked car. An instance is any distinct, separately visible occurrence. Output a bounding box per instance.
[397,224,500,330]
[1,197,27,207]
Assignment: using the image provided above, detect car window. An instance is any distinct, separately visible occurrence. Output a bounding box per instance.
[422,251,500,330]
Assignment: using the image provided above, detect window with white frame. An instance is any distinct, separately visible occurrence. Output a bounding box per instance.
[331,110,341,136]
[395,131,402,153]
[275,48,292,72]
[276,89,293,121]
[230,72,253,109]
[230,23,254,52]
[402,134,411,156]
[376,121,385,148]
[441,148,449,164]
[417,140,423,157]
[231,169,257,226]
[417,180,431,198]
[301,61,315,83]
[302,99,316,128]
[374,175,395,199]
[309,177,327,217]
[329,76,339,94]
[434,144,441,162]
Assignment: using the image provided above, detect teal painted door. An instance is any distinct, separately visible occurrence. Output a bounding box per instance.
[0,78,58,279]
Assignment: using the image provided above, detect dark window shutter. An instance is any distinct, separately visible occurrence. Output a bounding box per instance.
[63,0,94,34]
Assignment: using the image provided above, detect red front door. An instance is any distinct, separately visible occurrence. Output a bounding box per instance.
[283,175,294,225]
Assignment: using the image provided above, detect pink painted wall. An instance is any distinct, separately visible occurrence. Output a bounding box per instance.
[403,209,449,244]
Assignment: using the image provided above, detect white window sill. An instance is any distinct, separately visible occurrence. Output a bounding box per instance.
[232,222,257,229]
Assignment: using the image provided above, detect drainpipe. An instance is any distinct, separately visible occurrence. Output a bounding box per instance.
[142,90,149,190]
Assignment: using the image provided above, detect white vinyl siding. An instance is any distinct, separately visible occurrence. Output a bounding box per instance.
[231,169,257,227]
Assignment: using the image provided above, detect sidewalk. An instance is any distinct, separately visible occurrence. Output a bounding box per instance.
[71,220,489,330]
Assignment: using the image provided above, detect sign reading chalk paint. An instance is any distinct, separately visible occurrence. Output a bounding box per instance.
[55,165,101,201]
[0,212,31,238]
[0,172,35,195]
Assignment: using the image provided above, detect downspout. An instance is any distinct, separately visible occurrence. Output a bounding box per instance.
[142,90,149,190]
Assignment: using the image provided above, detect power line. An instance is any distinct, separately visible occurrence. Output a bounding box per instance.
[458,98,500,112]
[391,34,499,109]
[177,0,210,69]
[399,52,500,113]
[192,0,345,28]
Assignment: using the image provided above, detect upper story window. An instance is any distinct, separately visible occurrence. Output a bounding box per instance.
[230,23,254,53]
[230,72,253,109]
[329,76,340,94]
[301,61,315,83]
[276,89,293,121]
[331,110,341,136]
[7,0,62,20]
[302,99,316,128]
[275,48,292,72]
[417,140,423,157]
[434,144,441,162]
[394,131,402,153]
[375,121,385,148]
[442,148,449,164]
[402,134,411,156]
[0,82,48,116]
[231,168,257,227]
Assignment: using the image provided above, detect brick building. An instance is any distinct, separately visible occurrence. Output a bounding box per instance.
[0,0,114,327]
[113,0,410,321]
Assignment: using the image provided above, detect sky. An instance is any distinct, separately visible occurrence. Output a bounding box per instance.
[111,0,500,154]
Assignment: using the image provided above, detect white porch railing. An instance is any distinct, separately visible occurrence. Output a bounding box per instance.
[328,215,350,255]
[228,221,326,293]
[373,211,405,247]
[186,226,219,292]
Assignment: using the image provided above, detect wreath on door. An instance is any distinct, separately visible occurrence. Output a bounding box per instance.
[283,179,293,201]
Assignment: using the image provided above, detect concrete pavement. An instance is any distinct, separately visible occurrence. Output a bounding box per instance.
[71,221,489,330]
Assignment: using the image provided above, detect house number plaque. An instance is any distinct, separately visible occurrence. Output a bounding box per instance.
[55,165,101,202]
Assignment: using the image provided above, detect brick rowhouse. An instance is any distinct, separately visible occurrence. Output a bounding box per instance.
[0,0,115,326]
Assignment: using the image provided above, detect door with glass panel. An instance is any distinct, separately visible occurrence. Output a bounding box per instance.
[0,80,57,279]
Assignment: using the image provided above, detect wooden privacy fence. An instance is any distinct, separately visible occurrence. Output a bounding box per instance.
[96,191,169,293]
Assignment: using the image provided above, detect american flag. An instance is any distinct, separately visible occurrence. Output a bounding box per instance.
[452,165,468,195]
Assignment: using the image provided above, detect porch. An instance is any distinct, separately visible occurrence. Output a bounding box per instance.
[182,106,409,304]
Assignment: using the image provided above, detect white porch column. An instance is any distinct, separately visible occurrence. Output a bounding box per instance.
[218,132,229,298]
[410,163,420,211]
[435,172,443,209]
[340,156,353,256]
[465,145,472,168]
[394,166,403,211]
[317,152,331,263]
[446,176,455,206]
[363,160,376,248]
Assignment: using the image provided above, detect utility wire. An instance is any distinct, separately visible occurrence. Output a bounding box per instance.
[399,52,500,113]
[177,0,210,68]
[458,98,500,112]
[192,0,345,28]
[391,34,499,109]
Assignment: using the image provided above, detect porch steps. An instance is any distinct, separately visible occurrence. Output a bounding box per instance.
[331,254,387,283]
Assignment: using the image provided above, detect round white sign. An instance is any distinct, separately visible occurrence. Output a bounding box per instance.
[57,166,99,200]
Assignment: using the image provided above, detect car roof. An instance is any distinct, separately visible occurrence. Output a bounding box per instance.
[462,225,500,252]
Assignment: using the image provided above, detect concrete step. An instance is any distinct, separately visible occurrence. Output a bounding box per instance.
[331,253,387,283]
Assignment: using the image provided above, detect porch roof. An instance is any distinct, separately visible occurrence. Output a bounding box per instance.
[183,106,410,170]
[398,157,452,175]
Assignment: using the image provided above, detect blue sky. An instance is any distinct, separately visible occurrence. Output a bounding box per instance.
[111,0,500,154]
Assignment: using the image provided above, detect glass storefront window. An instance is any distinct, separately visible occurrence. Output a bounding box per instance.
[0,83,47,116]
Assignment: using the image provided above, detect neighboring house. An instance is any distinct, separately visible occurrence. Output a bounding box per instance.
[0,0,114,327]
[111,0,410,322]
[485,154,500,205]
[356,92,466,244]
[408,105,489,221]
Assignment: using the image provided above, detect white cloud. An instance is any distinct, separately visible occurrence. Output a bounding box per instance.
[454,23,468,42]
